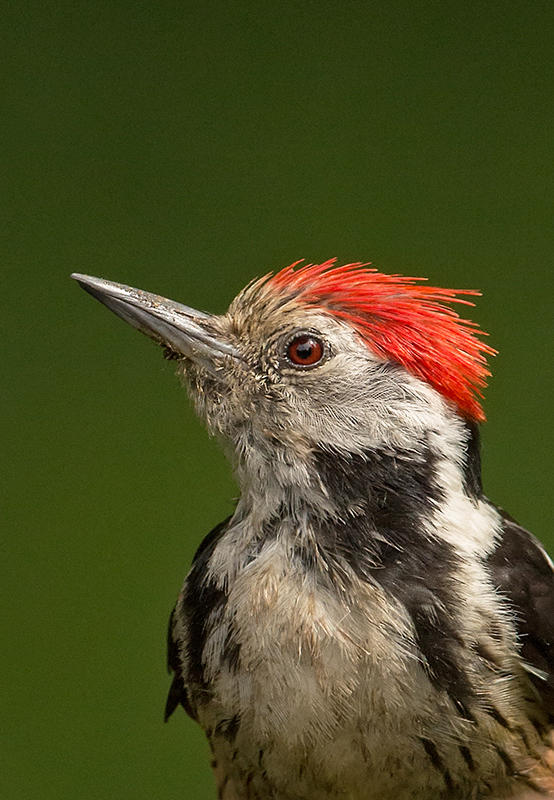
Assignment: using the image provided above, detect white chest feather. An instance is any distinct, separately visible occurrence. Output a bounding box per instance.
[197,536,472,798]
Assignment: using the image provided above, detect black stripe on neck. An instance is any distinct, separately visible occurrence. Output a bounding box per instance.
[462,419,482,498]
[313,442,441,534]
[310,444,475,714]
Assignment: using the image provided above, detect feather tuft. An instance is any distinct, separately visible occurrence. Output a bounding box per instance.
[268,259,496,422]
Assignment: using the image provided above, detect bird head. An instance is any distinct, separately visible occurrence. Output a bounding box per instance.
[72,260,494,492]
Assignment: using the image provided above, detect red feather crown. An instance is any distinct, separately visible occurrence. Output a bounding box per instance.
[268,259,495,422]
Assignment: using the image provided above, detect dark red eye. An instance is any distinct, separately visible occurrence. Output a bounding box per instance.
[287,334,324,367]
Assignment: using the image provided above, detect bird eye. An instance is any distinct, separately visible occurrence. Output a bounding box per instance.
[286,334,325,368]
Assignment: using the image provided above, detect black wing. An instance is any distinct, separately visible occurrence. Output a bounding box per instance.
[164,516,232,722]
[487,510,554,719]
[164,607,195,721]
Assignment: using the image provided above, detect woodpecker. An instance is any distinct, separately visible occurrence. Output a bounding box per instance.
[72,260,553,799]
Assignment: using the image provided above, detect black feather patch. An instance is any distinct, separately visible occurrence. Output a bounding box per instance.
[461,419,482,498]
[420,738,454,791]
[165,608,197,721]
[313,444,475,713]
[165,517,232,718]
[486,510,554,718]
[214,713,241,742]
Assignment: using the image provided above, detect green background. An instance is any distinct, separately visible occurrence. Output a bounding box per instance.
[4,3,553,798]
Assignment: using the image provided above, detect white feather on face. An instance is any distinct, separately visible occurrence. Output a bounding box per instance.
[179,286,464,467]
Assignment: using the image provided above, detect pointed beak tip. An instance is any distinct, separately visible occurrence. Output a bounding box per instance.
[71,273,105,296]
[70,272,239,364]
[70,272,84,289]
[71,272,90,283]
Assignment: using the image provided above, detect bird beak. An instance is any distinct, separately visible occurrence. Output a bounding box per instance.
[71,273,239,367]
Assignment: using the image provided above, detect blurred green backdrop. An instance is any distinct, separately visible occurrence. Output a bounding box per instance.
[4,2,553,798]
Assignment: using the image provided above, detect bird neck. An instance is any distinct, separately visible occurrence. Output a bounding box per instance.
[204,416,500,609]
[230,417,490,555]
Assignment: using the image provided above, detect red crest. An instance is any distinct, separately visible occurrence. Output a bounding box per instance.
[268,259,496,422]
